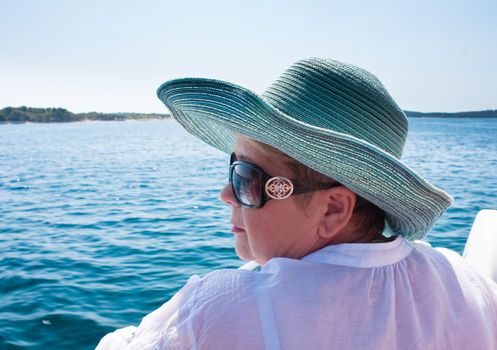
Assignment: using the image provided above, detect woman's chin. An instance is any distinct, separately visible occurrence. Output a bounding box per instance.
[234,240,254,262]
[235,247,252,262]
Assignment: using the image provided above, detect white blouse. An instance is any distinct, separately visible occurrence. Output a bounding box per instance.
[97,237,497,349]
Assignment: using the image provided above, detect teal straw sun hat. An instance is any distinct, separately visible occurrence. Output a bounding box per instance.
[157,57,452,240]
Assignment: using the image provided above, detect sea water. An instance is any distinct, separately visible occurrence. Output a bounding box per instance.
[0,118,496,349]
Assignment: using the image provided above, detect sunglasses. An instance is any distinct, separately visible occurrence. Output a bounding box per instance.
[229,153,340,208]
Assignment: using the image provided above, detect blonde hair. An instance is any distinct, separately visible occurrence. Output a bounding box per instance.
[240,136,385,237]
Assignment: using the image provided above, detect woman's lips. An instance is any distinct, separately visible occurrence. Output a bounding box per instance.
[231,225,245,233]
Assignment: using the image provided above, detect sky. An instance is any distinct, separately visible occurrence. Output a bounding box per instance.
[1,0,496,114]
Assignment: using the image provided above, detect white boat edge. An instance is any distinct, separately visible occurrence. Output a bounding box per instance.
[239,260,260,271]
[463,209,497,283]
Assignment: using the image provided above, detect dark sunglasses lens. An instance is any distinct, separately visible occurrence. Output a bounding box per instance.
[232,163,262,207]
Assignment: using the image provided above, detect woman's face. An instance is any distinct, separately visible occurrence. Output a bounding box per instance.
[220,138,326,264]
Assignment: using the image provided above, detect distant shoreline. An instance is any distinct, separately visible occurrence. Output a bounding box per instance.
[0,106,170,123]
[1,106,496,123]
[404,110,497,119]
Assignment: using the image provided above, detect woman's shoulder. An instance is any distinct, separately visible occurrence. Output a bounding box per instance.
[181,268,267,336]
[194,268,268,302]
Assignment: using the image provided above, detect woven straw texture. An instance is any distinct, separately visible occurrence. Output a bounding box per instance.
[157,58,452,240]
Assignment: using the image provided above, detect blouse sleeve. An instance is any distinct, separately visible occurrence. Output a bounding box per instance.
[96,275,202,350]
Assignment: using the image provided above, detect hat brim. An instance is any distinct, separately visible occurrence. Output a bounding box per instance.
[157,78,452,240]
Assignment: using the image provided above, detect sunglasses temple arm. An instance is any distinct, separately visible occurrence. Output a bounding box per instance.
[292,182,341,195]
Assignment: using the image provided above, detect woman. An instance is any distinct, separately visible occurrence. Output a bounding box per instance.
[97,58,497,349]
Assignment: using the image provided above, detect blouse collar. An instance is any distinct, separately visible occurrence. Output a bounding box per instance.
[300,236,414,268]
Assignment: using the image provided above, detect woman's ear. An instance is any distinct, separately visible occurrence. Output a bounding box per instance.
[317,187,357,240]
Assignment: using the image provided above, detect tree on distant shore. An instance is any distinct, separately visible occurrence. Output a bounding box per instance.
[0,106,75,123]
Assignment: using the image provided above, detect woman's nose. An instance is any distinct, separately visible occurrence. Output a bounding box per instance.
[219,182,240,207]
